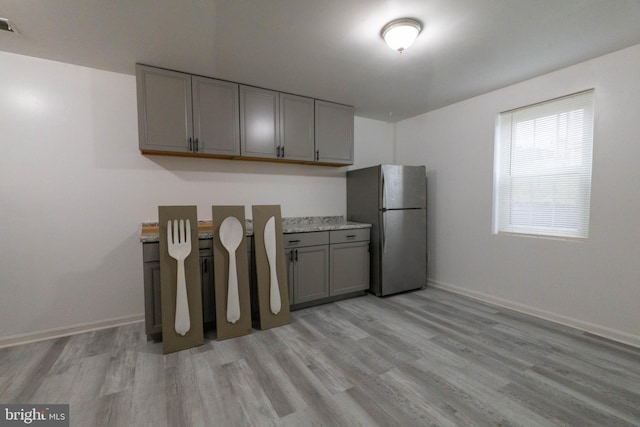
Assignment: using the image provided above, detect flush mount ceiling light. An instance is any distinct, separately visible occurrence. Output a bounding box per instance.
[0,17,17,33]
[381,18,422,53]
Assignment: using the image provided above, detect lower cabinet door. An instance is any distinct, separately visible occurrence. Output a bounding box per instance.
[201,255,215,324]
[286,249,295,304]
[293,245,330,304]
[143,261,163,336]
[330,242,370,296]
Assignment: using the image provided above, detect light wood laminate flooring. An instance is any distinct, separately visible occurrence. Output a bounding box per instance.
[1,287,639,426]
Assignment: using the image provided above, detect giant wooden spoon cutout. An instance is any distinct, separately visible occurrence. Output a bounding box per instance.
[219,216,243,323]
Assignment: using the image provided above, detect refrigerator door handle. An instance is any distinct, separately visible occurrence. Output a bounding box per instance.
[382,211,387,253]
[381,169,386,209]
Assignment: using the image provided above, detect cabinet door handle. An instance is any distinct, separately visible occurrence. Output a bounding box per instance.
[203,258,207,273]
[289,250,294,262]
[295,249,298,261]
[188,137,193,152]
[315,150,319,161]
[281,146,285,158]
[276,146,281,158]
[194,138,199,152]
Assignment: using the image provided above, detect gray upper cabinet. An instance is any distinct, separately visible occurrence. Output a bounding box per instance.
[280,93,315,162]
[240,87,315,162]
[240,85,280,159]
[136,64,240,157]
[192,76,240,156]
[137,64,354,165]
[314,100,354,165]
[137,65,193,154]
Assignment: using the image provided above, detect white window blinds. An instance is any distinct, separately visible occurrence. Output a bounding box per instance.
[493,90,594,239]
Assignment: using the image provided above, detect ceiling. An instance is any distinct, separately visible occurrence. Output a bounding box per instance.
[2,0,640,122]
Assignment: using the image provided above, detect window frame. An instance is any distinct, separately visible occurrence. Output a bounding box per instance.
[492,89,595,240]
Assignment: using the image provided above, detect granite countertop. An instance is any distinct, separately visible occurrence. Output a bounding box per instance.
[140,216,371,243]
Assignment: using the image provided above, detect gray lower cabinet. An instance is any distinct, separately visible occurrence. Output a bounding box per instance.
[136,64,240,157]
[142,237,251,339]
[285,232,330,304]
[285,229,370,307]
[314,100,354,165]
[329,229,370,295]
[199,252,215,325]
[143,260,162,334]
[143,229,369,337]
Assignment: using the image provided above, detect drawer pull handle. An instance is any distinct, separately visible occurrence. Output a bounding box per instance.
[288,239,300,244]
[346,235,356,238]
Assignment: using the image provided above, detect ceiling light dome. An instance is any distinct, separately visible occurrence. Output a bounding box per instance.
[381,18,422,53]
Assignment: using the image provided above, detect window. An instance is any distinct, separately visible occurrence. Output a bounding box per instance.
[493,90,594,239]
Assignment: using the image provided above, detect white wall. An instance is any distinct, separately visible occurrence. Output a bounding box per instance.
[351,117,395,169]
[395,44,640,346]
[0,51,393,341]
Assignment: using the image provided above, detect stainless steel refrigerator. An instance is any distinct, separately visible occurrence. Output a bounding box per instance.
[347,164,427,296]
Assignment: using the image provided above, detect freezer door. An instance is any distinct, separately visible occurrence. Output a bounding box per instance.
[381,165,426,209]
[379,209,427,295]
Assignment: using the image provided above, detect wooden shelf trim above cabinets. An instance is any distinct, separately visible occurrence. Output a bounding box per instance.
[138,149,348,167]
[136,64,354,167]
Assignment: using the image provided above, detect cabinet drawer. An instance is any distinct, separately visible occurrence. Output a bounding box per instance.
[329,229,370,244]
[199,238,213,256]
[143,242,160,262]
[284,231,329,248]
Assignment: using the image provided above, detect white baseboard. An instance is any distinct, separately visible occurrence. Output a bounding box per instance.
[428,279,640,349]
[0,314,144,349]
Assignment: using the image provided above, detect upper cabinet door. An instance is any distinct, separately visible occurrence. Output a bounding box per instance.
[192,77,240,156]
[280,93,315,162]
[136,65,193,153]
[314,100,354,165]
[240,85,279,159]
